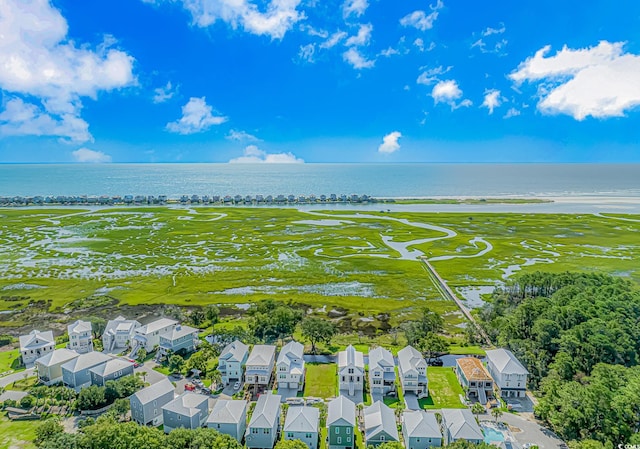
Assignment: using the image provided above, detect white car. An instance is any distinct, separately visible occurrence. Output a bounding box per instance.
[233,381,241,390]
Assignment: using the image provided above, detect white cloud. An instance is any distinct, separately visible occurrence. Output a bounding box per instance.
[166,97,227,134]
[229,145,304,163]
[343,48,375,69]
[413,38,425,52]
[503,107,521,119]
[72,147,112,163]
[226,129,260,141]
[153,81,177,103]
[426,41,436,52]
[298,43,315,63]
[378,131,402,154]
[320,31,347,49]
[399,1,443,31]
[345,24,372,47]
[481,89,503,114]
[0,0,135,143]
[432,80,472,109]
[379,47,399,58]
[510,41,640,120]
[343,0,368,18]
[482,24,505,36]
[155,0,304,40]
[0,97,91,143]
[416,65,452,85]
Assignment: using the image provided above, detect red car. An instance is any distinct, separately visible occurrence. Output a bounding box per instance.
[184,383,196,391]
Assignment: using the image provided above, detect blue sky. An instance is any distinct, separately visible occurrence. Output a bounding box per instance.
[0,0,639,163]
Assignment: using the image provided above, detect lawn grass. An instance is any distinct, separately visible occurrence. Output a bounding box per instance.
[448,345,486,356]
[304,364,337,398]
[0,348,23,376]
[421,367,465,409]
[0,414,36,449]
[7,375,38,391]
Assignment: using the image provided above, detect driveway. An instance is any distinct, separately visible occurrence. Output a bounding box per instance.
[404,393,420,410]
[481,413,565,449]
[135,361,166,385]
[0,368,35,388]
[277,387,299,401]
[339,390,363,404]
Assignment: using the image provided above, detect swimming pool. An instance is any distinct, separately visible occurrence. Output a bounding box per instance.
[482,425,506,443]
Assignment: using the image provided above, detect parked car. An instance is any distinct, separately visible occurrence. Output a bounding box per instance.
[427,358,444,366]
[233,381,241,390]
[184,383,196,391]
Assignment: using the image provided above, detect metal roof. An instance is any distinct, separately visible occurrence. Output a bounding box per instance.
[363,401,398,441]
[207,399,247,424]
[441,408,484,441]
[162,392,208,417]
[132,378,175,405]
[485,348,529,375]
[284,406,319,433]
[246,345,276,366]
[403,410,441,439]
[248,394,281,428]
[327,396,356,427]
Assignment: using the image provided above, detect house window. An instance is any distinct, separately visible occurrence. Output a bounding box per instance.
[342,376,345,382]
[336,428,340,434]
[153,400,157,406]
[338,437,342,444]
[252,428,259,434]
[356,377,360,382]
[265,429,270,434]
[306,434,312,439]
[288,433,294,438]
[178,415,181,420]
[380,436,385,441]
[347,437,351,443]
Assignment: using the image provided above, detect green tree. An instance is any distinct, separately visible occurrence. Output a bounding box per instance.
[89,317,107,339]
[137,348,147,362]
[205,305,220,326]
[20,394,35,408]
[77,385,106,410]
[418,332,449,360]
[301,317,336,354]
[369,443,404,449]
[112,398,130,416]
[445,441,496,449]
[472,402,485,416]
[169,354,185,373]
[34,418,64,448]
[491,407,503,422]
[275,440,309,449]
[189,309,206,327]
[208,370,223,390]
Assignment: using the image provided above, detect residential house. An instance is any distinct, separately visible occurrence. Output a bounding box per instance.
[338,345,364,398]
[19,330,55,366]
[67,320,93,354]
[402,410,442,449]
[245,394,282,449]
[455,358,493,404]
[219,340,249,386]
[157,324,200,358]
[61,351,112,390]
[397,346,428,399]
[327,396,356,449]
[440,408,483,445]
[162,392,209,433]
[363,401,399,447]
[206,399,248,442]
[277,341,306,396]
[102,316,140,352]
[130,378,175,426]
[368,346,395,397]
[284,406,320,449]
[485,348,529,399]
[35,348,79,386]
[130,318,178,356]
[89,358,134,386]
[245,345,276,388]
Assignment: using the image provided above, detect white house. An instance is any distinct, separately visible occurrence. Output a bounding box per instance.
[368,346,395,397]
[402,410,442,449]
[277,341,306,395]
[284,406,320,449]
[245,345,276,388]
[19,330,55,366]
[363,401,399,447]
[102,316,140,353]
[485,348,529,399]
[219,340,249,386]
[206,399,248,442]
[338,345,364,398]
[440,409,484,445]
[130,318,178,356]
[35,348,79,386]
[397,346,428,399]
[67,320,93,354]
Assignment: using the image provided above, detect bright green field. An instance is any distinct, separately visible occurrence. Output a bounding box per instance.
[303,363,337,398]
[1,207,639,336]
[0,414,36,449]
[421,366,466,409]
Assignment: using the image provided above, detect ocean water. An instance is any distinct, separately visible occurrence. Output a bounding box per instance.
[0,163,639,198]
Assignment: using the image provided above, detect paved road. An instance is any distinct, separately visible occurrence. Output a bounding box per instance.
[481,413,565,449]
[0,368,35,388]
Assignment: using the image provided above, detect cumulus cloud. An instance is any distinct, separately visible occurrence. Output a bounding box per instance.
[298,43,316,63]
[432,80,472,109]
[503,107,521,119]
[399,0,443,31]
[343,0,368,18]
[166,97,227,134]
[72,147,112,163]
[471,23,507,55]
[320,31,348,49]
[153,81,177,103]
[378,131,402,154]
[345,24,372,47]
[416,65,452,85]
[229,145,304,163]
[0,0,135,143]
[379,47,399,58]
[343,48,375,69]
[510,41,640,119]
[481,89,503,114]
[150,0,303,39]
[226,129,260,141]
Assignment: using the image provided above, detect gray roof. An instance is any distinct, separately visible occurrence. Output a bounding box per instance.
[61,351,112,374]
[89,358,134,378]
[277,341,304,366]
[35,348,79,367]
[284,406,319,433]
[327,396,356,427]
[338,345,364,370]
[369,347,394,371]
[246,345,276,366]
[248,394,281,428]
[485,348,529,375]
[136,318,177,335]
[364,401,398,441]
[441,408,484,441]
[104,316,140,336]
[132,378,175,405]
[162,392,208,417]
[161,324,199,341]
[398,345,426,374]
[403,411,441,439]
[220,340,249,363]
[207,399,247,424]
[19,330,54,351]
[68,320,92,335]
